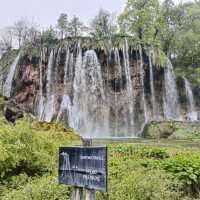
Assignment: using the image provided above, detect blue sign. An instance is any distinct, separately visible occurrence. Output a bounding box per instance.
[59,147,107,192]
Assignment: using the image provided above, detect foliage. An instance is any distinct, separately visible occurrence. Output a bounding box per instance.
[97,169,181,200]
[40,26,58,47]
[119,0,163,46]
[163,154,200,185]
[57,13,68,39]
[0,115,80,198]
[91,9,117,39]
[0,49,19,72]
[143,121,200,139]
[1,176,70,200]
[1,122,200,199]
[68,16,87,37]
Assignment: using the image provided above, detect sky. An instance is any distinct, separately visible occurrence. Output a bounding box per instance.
[0,0,192,29]
[0,0,126,29]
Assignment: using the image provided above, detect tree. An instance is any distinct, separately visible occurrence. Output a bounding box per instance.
[57,13,68,39]
[173,1,200,67]
[13,18,29,48]
[25,26,41,47]
[0,27,13,51]
[118,0,163,45]
[41,26,57,47]
[91,9,117,39]
[68,16,87,37]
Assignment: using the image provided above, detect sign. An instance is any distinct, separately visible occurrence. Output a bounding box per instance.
[59,147,107,192]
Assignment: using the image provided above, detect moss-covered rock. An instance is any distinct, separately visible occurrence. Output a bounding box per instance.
[143,121,200,139]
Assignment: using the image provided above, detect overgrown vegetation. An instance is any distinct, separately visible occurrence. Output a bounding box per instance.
[96,143,200,200]
[0,113,80,199]
[1,116,200,200]
[143,121,200,139]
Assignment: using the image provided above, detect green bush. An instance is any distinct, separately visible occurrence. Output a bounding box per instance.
[97,169,182,200]
[1,176,70,200]
[0,116,80,193]
[162,154,200,194]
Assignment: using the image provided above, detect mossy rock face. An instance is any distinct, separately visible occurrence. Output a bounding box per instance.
[143,121,200,139]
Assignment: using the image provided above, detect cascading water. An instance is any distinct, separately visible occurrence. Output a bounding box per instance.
[163,58,181,120]
[57,46,73,123]
[149,51,156,119]
[43,50,55,122]
[3,53,21,97]
[37,51,44,120]
[183,77,198,121]
[0,66,3,93]
[70,43,85,132]
[123,40,135,129]
[71,45,107,138]
[4,40,199,138]
[112,48,123,135]
[139,46,148,123]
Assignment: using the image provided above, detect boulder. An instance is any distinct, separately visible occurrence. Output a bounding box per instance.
[4,100,23,123]
[143,121,200,139]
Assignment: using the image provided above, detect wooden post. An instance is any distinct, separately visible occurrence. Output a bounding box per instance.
[70,187,83,200]
[85,189,95,200]
[83,139,95,200]
[70,138,95,200]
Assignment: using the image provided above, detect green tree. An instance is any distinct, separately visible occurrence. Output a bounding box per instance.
[68,16,87,37]
[41,26,57,47]
[57,13,68,39]
[172,2,200,67]
[13,18,29,48]
[118,0,163,45]
[91,9,117,39]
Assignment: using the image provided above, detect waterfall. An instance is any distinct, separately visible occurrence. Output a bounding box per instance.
[183,77,198,121]
[71,45,106,137]
[3,52,21,97]
[57,46,73,124]
[149,51,156,118]
[139,46,148,123]
[123,39,134,128]
[0,66,3,94]
[112,48,122,135]
[37,51,44,120]
[43,50,55,122]
[70,43,85,132]
[163,58,181,120]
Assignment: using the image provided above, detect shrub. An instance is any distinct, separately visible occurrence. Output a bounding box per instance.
[1,176,70,200]
[162,153,200,194]
[0,116,80,185]
[97,169,182,200]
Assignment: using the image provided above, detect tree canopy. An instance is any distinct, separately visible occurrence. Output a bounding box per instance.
[0,0,200,69]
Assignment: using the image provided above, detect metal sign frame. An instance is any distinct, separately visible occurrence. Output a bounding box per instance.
[58,146,108,192]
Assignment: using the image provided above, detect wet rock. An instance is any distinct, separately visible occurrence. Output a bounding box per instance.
[4,100,23,123]
[143,121,200,139]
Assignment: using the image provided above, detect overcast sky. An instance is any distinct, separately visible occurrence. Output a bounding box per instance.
[0,0,191,29]
[0,0,125,29]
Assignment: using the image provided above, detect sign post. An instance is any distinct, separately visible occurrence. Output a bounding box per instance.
[59,139,107,200]
[83,139,95,200]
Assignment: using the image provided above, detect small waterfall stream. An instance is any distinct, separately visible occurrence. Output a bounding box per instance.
[163,58,181,120]
[149,51,156,119]
[3,52,21,97]
[123,39,135,128]
[0,66,3,94]
[37,51,44,120]
[57,46,73,123]
[43,50,55,122]
[183,77,198,121]
[139,46,148,123]
[72,46,107,137]
[70,43,85,132]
